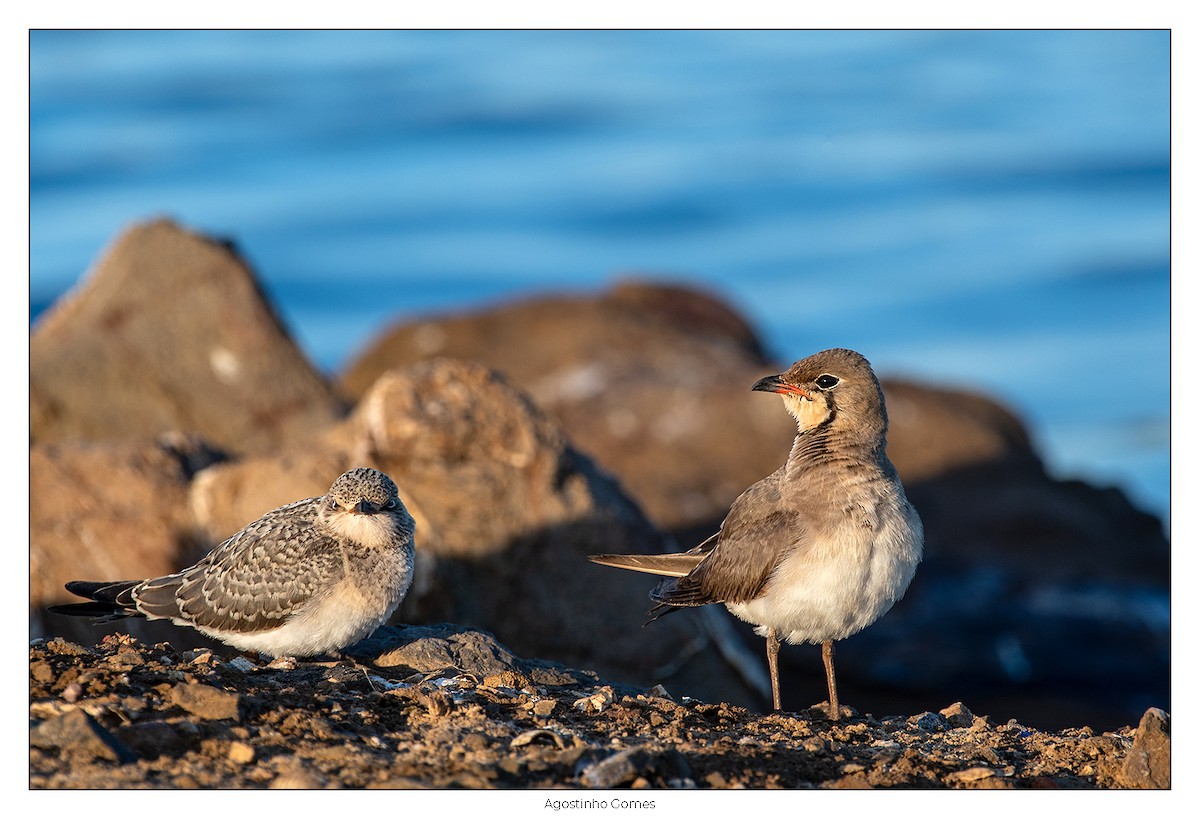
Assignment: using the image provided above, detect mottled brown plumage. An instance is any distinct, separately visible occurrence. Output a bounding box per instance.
[51,468,416,657]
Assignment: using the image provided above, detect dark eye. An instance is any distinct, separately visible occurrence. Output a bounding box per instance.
[385,498,398,510]
[815,374,840,390]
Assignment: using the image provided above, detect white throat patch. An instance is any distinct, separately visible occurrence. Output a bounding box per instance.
[323,510,397,551]
[783,394,831,432]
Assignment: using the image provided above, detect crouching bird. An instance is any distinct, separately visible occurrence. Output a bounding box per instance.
[50,467,416,658]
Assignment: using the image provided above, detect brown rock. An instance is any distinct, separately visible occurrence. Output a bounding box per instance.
[940,702,976,729]
[29,437,213,608]
[338,281,796,532]
[187,360,756,706]
[30,218,344,454]
[362,624,525,676]
[33,354,752,702]
[577,746,693,788]
[1120,708,1170,788]
[187,449,348,543]
[30,661,54,684]
[228,741,256,764]
[169,682,240,721]
[30,708,138,764]
[336,279,1144,569]
[44,638,90,657]
[353,624,604,692]
[903,459,1168,581]
[882,379,1037,483]
[112,719,197,758]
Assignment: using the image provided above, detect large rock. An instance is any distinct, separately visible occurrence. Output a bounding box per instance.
[337,280,1167,570]
[885,377,1168,582]
[1120,708,1170,788]
[29,435,223,610]
[339,283,1087,535]
[347,623,615,690]
[182,360,759,706]
[339,281,797,533]
[882,379,1038,484]
[30,219,345,455]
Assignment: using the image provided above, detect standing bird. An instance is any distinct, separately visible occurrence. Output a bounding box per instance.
[591,348,922,720]
[50,467,417,658]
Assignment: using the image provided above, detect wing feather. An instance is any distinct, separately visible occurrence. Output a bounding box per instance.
[656,469,804,608]
[135,498,344,634]
[591,469,807,615]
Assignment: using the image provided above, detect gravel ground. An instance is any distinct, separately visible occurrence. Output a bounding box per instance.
[28,630,1169,790]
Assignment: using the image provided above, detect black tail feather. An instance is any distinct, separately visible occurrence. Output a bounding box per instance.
[63,579,138,603]
[643,601,682,626]
[642,576,710,626]
[50,580,142,622]
[46,601,136,622]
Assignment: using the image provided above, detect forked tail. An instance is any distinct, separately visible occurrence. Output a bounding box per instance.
[47,580,141,623]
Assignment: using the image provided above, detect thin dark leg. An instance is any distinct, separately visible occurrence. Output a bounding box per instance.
[822,640,839,721]
[766,627,781,711]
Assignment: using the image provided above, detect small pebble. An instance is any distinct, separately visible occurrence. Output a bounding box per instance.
[946,767,996,784]
[573,686,614,714]
[228,741,255,764]
[644,684,672,700]
[909,711,949,733]
[939,702,975,728]
[227,657,257,673]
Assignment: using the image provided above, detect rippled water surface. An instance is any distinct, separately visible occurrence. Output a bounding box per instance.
[29,30,1170,522]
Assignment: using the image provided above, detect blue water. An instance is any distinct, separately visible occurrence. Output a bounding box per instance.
[28,30,1170,524]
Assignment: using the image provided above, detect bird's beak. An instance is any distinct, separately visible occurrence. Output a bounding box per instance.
[751,374,811,399]
[352,499,372,515]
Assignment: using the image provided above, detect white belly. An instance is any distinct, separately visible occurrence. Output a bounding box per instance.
[193,567,413,657]
[726,505,921,644]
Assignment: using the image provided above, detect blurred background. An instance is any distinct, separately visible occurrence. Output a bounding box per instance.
[29,30,1171,731]
[29,29,1169,524]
